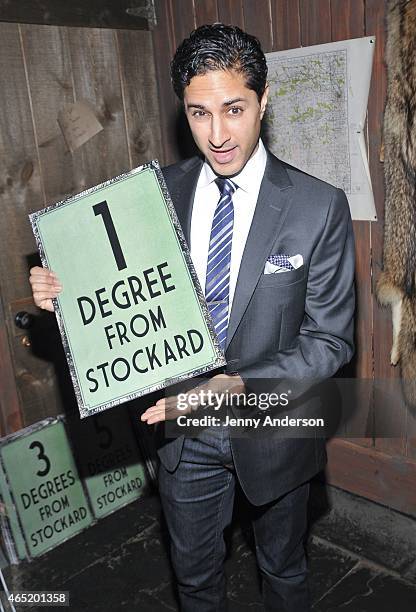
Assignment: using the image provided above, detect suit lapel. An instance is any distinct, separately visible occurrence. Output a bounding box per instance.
[167,157,203,247]
[225,154,295,349]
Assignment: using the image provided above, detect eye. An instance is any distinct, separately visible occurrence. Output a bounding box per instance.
[191,110,207,118]
[228,106,243,115]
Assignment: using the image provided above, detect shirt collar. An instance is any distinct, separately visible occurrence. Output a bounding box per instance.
[198,139,267,195]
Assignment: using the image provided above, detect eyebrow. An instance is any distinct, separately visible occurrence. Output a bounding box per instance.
[223,97,246,106]
[186,97,247,110]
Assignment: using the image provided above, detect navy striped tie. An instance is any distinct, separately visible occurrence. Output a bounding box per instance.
[205,178,237,349]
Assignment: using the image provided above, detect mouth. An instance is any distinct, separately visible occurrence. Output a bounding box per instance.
[209,146,238,164]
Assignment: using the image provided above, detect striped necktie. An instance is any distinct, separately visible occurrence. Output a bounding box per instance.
[205,178,237,349]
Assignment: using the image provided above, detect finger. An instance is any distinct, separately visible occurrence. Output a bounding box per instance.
[141,409,166,423]
[32,294,55,311]
[29,266,47,275]
[33,291,60,304]
[141,405,165,419]
[29,274,60,288]
[144,402,179,418]
[32,282,62,297]
[145,413,165,425]
[30,268,60,284]
[154,398,167,407]
[155,396,185,411]
[31,279,62,289]
[29,267,55,277]
[145,404,167,416]
[36,300,54,313]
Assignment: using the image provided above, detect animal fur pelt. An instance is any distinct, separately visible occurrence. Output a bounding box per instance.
[377,0,416,408]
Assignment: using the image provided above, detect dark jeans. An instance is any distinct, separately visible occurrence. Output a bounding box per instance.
[158,426,311,612]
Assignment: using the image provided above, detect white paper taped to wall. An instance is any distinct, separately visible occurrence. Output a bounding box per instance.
[58,100,103,153]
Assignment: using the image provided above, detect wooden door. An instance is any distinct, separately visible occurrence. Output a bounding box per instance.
[0,22,162,434]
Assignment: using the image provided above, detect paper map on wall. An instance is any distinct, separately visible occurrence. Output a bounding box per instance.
[265,37,376,221]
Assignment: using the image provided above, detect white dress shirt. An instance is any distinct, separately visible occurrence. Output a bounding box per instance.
[190,139,267,308]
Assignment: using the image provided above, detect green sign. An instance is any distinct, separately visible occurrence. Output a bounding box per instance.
[67,410,147,519]
[0,421,93,558]
[0,461,28,561]
[30,162,225,417]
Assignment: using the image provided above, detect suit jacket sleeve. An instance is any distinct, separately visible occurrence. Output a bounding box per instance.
[238,188,355,383]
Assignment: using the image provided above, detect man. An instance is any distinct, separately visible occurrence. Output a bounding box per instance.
[30,24,355,612]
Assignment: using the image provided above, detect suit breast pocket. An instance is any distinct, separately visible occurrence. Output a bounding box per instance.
[257,265,305,288]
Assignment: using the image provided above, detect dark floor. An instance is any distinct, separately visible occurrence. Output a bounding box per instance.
[2,489,416,612]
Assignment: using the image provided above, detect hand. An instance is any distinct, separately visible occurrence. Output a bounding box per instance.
[29,266,62,312]
[141,373,245,425]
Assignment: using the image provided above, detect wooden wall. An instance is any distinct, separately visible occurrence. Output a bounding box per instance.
[151,0,416,516]
[0,22,162,431]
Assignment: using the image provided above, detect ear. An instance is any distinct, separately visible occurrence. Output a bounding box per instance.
[259,83,269,119]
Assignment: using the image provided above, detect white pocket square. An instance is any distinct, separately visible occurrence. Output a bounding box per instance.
[264,254,304,274]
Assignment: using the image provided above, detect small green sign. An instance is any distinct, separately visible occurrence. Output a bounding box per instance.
[30,162,225,418]
[0,421,93,558]
[0,461,28,561]
[67,409,147,519]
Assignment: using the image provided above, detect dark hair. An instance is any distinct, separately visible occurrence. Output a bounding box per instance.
[170,23,268,102]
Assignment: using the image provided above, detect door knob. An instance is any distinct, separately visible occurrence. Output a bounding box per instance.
[14,311,34,330]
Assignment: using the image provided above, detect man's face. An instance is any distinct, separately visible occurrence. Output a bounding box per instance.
[183,69,268,176]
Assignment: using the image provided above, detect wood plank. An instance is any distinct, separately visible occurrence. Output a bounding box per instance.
[116,29,163,167]
[0,314,22,435]
[342,225,373,449]
[242,0,273,51]
[9,296,73,426]
[331,0,365,40]
[329,0,372,449]
[299,0,331,46]
[270,0,301,51]
[170,0,196,49]
[194,0,219,24]
[0,23,64,428]
[351,223,373,380]
[67,27,131,186]
[217,0,244,28]
[406,408,416,459]
[20,24,76,203]
[327,439,416,517]
[330,3,369,381]
[152,0,180,164]
[0,0,149,30]
[0,24,44,299]
[167,0,204,162]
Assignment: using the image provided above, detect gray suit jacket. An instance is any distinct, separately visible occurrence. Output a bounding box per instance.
[156,150,355,505]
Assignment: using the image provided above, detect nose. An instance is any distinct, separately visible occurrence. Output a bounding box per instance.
[209,115,231,149]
